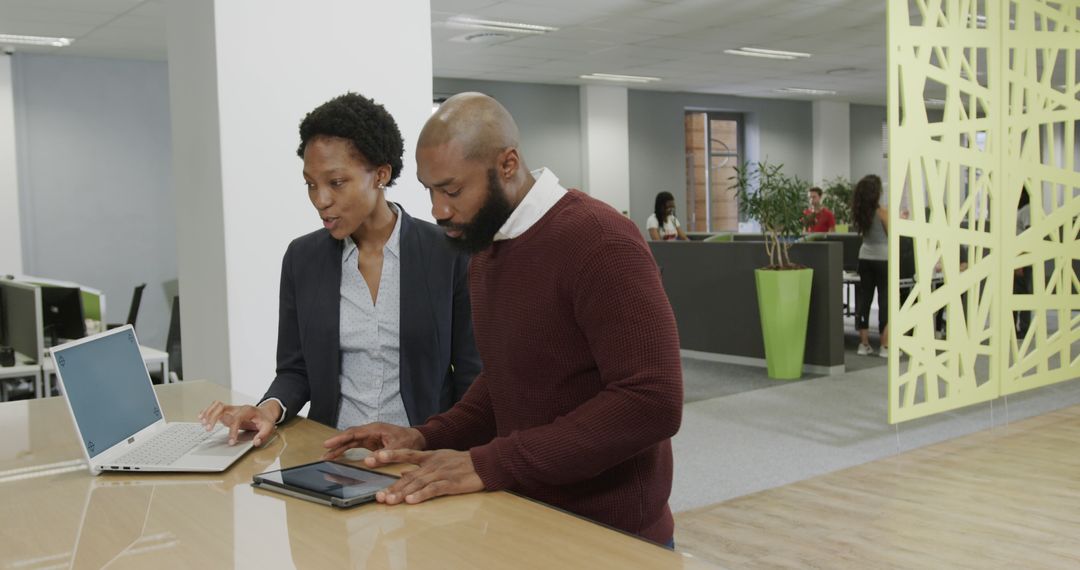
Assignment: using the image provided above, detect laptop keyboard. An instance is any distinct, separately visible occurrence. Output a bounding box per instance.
[114,423,215,466]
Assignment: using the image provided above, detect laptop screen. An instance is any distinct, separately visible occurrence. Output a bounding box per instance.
[54,329,161,458]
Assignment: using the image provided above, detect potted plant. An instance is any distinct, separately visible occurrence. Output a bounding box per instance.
[821,176,853,232]
[733,162,815,380]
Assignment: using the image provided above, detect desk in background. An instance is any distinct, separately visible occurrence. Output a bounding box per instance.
[650,240,846,374]
[0,381,708,570]
[842,271,945,318]
[0,357,41,399]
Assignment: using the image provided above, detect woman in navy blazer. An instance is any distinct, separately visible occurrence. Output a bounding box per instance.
[200,93,481,446]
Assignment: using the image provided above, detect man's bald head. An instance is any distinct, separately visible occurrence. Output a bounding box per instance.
[417,92,537,253]
[419,92,521,163]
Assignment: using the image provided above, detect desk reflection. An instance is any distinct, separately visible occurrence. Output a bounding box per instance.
[65,434,286,569]
[1,382,701,570]
[269,486,485,569]
[73,483,179,569]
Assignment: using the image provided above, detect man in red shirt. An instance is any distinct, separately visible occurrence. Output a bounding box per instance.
[322,92,684,546]
[805,186,836,233]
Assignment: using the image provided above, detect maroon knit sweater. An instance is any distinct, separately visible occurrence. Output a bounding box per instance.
[416,190,684,544]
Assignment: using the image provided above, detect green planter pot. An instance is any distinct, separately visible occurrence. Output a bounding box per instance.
[835,223,850,233]
[754,268,814,379]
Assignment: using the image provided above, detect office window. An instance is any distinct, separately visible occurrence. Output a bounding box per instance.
[685,112,743,232]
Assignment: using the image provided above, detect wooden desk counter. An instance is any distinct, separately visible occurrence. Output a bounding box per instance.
[0,381,712,569]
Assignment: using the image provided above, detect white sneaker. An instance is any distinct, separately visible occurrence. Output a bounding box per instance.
[879,346,889,358]
[857,343,873,356]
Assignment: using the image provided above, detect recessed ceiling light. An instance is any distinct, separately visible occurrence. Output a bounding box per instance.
[579,73,661,83]
[0,33,73,47]
[725,48,794,60]
[445,16,557,35]
[776,87,837,95]
[724,47,813,61]
[740,47,811,58]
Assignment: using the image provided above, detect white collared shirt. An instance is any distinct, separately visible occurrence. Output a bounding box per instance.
[337,204,407,429]
[494,168,567,241]
[264,205,407,427]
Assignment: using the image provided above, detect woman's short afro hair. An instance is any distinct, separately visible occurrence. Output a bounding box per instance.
[297,92,404,187]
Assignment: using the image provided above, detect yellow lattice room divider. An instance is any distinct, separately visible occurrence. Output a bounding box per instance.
[888,0,1080,423]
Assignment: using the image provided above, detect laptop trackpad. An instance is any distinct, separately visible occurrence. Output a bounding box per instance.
[192,430,254,456]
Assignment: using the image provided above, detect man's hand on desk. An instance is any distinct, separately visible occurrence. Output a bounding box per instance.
[198,400,280,447]
[321,422,426,460]
[364,449,484,505]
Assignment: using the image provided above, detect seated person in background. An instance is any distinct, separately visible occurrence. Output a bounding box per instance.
[647,191,689,241]
[199,92,482,446]
[804,186,836,233]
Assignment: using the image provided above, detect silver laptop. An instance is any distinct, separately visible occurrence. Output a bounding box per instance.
[52,325,255,475]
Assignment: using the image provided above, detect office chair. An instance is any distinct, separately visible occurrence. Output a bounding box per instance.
[166,296,182,382]
[108,283,147,332]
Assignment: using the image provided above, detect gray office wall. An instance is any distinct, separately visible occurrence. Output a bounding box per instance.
[433,80,821,238]
[850,104,887,183]
[628,90,813,234]
[433,78,583,190]
[12,54,175,350]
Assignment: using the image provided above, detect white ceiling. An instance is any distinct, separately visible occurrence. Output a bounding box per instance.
[0,0,888,105]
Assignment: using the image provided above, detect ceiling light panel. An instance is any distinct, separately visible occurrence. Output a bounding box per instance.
[724,49,796,60]
[776,87,838,95]
[0,33,74,47]
[445,16,558,34]
[740,47,812,58]
[580,73,662,83]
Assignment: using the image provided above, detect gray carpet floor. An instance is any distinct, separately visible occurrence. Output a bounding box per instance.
[670,326,1080,514]
[682,330,887,404]
[681,358,818,403]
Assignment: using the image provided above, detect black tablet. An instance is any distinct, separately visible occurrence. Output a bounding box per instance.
[252,460,399,508]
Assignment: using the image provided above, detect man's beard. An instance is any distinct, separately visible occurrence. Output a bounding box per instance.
[439,168,514,254]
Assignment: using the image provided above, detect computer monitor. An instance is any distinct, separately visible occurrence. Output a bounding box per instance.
[41,286,86,346]
[0,280,43,363]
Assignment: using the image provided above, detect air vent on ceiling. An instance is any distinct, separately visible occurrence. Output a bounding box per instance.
[450,32,513,44]
[825,67,865,75]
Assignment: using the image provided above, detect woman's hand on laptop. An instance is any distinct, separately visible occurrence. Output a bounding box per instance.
[322,423,425,460]
[198,400,281,447]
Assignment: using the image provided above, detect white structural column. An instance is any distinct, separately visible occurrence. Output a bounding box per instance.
[166,0,433,397]
[0,54,22,273]
[580,85,631,214]
[811,100,851,184]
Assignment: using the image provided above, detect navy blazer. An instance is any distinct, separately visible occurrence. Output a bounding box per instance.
[262,206,481,428]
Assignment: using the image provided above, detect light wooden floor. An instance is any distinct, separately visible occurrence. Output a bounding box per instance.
[675,404,1080,569]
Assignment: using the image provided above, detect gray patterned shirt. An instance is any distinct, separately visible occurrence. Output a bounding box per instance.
[336,206,408,430]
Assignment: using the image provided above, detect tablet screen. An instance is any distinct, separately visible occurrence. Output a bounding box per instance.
[259,461,397,500]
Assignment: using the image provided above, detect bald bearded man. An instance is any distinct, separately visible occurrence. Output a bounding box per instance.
[322,93,683,546]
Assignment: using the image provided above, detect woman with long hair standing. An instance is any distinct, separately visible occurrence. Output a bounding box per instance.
[852,174,889,357]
